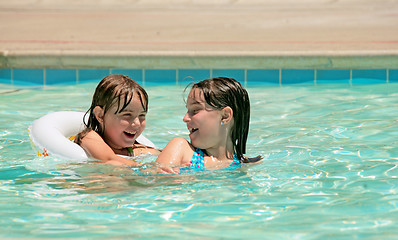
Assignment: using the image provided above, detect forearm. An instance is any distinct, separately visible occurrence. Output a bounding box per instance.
[155,137,193,168]
[105,155,141,167]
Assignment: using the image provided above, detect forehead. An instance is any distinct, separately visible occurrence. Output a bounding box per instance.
[187,88,205,105]
[111,91,146,112]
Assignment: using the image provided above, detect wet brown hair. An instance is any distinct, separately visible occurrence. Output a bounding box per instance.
[188,77,254,163]
[75,74,148,144]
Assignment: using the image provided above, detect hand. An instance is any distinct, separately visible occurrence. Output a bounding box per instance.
[157,165,180,174]
[106,159,142,167]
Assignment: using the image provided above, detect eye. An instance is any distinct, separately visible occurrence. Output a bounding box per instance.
[187,108,200,115]
[122,113,133,118]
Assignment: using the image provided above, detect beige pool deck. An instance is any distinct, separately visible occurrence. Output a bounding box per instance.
[0,0,398,69]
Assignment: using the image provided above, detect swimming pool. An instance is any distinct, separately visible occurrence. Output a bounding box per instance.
[1,80,398,239]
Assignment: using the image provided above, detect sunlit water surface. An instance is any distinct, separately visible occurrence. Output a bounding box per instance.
[1,82,397,239]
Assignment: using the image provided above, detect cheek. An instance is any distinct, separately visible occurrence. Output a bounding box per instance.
[203,112,221,126]
[140,120,146,130]
[118,119,130,127]
[197,117,219,134]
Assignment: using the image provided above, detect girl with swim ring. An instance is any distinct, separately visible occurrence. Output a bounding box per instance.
[75,74,159,166]
[156,77,261,173]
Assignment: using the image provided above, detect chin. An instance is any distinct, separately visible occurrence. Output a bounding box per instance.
[190,140,204,150]
[189,138,198,147]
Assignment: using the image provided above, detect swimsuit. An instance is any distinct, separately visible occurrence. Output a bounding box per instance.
[130,148,241,176]
[127,146,134,156]
[189,148,241,171]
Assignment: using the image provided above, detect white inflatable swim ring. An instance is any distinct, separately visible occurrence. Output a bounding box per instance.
[29,111,157,160]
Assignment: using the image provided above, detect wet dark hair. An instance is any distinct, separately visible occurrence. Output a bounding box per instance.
[75,74,148,144]
[188,77,260,163]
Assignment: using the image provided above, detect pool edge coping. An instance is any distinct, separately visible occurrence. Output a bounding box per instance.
[1,50,398,69]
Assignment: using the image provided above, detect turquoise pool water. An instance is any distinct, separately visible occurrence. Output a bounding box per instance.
[1,82,398,239]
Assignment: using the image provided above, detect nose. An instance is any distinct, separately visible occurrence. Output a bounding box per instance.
[183,112,190,123]
[130,116,141,127]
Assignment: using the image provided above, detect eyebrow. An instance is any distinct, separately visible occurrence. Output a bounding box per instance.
[186,99,204,107]
[119,107,147,114]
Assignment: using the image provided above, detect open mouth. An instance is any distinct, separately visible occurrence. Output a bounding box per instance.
[124,131,136,138]
[188,127,198,134]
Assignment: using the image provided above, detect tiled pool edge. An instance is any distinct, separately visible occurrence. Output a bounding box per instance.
[1,54,398,85]
[2,53,398,69]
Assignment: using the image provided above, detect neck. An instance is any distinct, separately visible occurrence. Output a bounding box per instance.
[111,145,134,156]
[203,123,235,160]
[205,139,235,161]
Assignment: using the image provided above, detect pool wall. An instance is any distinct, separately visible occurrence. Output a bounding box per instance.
[1,54,398,86]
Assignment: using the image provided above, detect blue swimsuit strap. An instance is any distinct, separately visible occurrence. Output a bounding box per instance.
[190,148,206,170]
[190,148,241,171]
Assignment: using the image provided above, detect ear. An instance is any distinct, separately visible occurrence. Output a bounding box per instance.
[94,106,104,124]
[221,106,233,125]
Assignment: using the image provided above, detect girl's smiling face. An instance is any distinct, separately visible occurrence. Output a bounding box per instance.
[183,88,223,150]
[101,93,147,151]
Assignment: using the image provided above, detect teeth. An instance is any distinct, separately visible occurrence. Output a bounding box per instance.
[125,131,136,135]
[188,128,198,134]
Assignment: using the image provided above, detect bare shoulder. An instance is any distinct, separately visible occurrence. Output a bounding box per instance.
[167,137,190,146]
[80,130,103,146]
[79,130,115,161]
[156,137,194,166]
